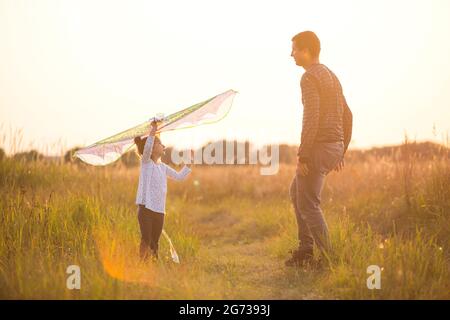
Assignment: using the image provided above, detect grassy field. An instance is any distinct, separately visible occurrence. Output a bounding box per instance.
[0,143,449,299]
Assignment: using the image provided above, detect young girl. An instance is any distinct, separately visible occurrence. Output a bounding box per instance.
[134,121,191,260]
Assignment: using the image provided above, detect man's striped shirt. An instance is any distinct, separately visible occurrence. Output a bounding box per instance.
[297,63,353,162]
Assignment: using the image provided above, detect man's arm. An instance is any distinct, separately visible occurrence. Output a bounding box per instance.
[297,74,320,163]
[342,95,353,155]
[333,95,353,173]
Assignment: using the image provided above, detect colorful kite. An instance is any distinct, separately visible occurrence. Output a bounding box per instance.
[74,89,237,264]
[74,89,237,165]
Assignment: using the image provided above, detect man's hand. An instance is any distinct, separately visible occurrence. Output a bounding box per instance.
[296,159,309,176]
[149,120,158,136]
[333,159,345,172]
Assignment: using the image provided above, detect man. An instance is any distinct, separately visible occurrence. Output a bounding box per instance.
[286,31,353,267]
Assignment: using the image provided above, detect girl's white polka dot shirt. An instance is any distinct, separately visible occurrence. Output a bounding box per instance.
[135,136,191,214]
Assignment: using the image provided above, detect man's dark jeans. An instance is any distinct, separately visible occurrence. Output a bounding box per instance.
[289,141,344,255]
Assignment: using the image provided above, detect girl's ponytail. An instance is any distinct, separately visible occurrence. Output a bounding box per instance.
[134,136,147,156]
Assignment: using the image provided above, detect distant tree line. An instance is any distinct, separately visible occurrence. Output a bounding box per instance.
[0,140,447,166]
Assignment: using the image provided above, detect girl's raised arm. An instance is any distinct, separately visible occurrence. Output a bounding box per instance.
[142,121,157,163]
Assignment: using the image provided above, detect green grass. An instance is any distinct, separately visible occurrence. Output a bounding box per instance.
[0,153,449,299]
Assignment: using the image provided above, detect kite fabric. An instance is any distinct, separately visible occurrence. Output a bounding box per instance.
[74,89,237,166]
[162,230,180,264]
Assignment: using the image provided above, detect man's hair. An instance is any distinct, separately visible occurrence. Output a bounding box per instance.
[291,31,321,57]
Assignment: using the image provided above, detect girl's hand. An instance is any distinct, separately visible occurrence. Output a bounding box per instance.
[149,120,158,136]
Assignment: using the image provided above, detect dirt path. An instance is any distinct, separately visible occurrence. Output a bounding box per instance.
[183,206,322,299]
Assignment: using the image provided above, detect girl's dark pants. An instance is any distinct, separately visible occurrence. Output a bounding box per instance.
[137,204,164,260]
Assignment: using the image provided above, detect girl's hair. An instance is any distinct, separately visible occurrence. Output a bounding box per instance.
[134,135,161,157]
[134,136,146,156]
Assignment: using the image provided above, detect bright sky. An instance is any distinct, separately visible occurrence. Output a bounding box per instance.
[1,0,449,156]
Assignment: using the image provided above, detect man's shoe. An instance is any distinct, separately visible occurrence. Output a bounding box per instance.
[285,248,314,267]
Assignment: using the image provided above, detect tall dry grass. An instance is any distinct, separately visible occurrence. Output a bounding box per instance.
[0,136,449,299]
